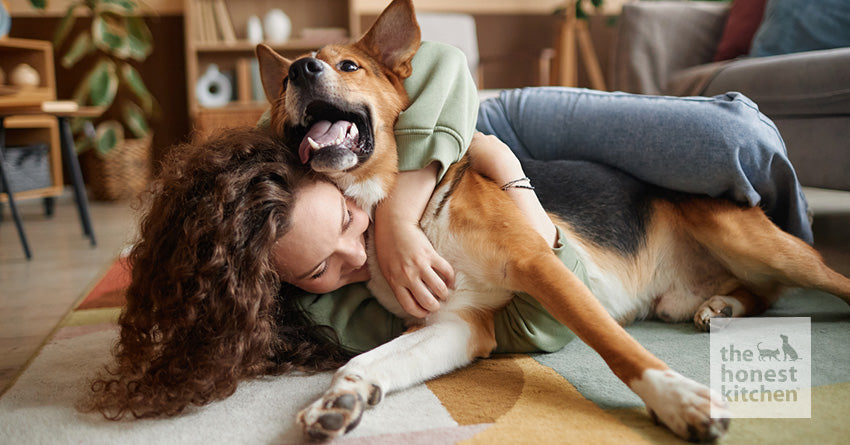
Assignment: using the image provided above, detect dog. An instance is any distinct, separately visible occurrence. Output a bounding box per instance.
[256,0,850,441]
[780,334,800,361]
[757,342,781,361]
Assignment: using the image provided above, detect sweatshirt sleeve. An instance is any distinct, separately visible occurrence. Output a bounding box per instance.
[395,42,480,182]
[492,225,584,353]
[295,284,407,354]
[296,226,584,355]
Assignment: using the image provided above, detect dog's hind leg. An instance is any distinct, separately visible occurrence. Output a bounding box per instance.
[297,311,494,440]
[693,287,776,331]
[678,199,850,304]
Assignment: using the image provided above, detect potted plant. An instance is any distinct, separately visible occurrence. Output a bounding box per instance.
[28,0,157,200]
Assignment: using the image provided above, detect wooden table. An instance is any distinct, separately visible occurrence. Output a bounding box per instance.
[0,102,103,259]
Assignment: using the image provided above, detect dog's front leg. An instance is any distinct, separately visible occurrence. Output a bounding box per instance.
[297,312,489,440]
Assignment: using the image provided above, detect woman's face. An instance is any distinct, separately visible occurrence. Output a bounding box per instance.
[273,179,371,293]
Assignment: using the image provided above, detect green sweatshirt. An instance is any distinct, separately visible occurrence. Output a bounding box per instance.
[291,42,580,354]
[296,225,583,354]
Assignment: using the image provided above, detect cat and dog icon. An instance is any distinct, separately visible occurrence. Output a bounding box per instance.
[756,335,801,361]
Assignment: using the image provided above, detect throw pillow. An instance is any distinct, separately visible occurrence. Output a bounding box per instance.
[750,0,850,57]
[713,0,767,62]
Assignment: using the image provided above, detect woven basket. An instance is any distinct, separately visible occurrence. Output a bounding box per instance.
[80,135,152,201]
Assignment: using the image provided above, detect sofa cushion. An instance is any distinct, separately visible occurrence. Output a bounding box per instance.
[702,47,850,117]
[713,0,767,62]
[750,0,850,57]
[612,1,729,94]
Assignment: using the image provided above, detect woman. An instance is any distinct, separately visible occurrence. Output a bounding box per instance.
[84,127,570,419]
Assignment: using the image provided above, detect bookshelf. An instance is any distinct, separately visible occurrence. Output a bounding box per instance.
[183,0,355,139]
[0,38,63,204]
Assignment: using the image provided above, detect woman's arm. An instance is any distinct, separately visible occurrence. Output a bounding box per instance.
[375,42,478,318]
[374,163,455,318]
[467,133,558,247]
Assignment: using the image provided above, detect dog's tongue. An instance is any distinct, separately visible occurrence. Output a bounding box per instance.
[298,120,355,164]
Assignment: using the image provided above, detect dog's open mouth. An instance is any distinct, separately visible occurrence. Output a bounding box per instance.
[293,101,373,169]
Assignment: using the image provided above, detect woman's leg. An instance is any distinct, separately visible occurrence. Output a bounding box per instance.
[477,87,813,244]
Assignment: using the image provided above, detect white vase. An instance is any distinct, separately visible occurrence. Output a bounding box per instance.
[195,64,232,108]
[247,15,263,44]
[264,9,292,43]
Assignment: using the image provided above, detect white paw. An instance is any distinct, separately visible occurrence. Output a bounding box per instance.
[633,369,731,442]
[297,374,382,441]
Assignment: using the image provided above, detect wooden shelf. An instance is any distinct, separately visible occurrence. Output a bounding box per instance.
[183,0,355,138]
[194,38,349,53]
[0,38,63,202]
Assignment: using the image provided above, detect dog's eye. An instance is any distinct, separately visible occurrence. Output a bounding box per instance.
[338,60,359,72]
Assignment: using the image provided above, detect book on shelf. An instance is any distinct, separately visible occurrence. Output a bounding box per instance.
[193,0,237,45]
[213,0,237,44]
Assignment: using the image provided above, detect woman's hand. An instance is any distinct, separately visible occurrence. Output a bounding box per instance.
[468,132,558,247]
[374,163,455,318]
[374,216,454,318]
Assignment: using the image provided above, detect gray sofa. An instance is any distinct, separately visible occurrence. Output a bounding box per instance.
[610,1,850,191]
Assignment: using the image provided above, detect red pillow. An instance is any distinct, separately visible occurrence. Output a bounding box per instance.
[713,0,767,62]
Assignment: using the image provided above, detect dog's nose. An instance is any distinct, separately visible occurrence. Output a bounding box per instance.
[289,57,324,86]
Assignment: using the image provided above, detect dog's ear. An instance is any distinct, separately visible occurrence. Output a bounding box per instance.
[256,44,293,103]
[356,0,421,79]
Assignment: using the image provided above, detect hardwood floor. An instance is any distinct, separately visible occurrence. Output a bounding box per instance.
[1,188,848,396]
[0,192,137,394]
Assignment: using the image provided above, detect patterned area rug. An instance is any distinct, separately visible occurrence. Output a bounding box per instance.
[1,258,848,444]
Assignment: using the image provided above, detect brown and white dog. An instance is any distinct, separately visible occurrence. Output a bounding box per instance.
[257,0,850,441]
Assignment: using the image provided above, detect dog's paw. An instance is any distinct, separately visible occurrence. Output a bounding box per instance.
[297,374,382,441]
[694,296,738,332]
[634,369,731,443]
[298,390,365,441]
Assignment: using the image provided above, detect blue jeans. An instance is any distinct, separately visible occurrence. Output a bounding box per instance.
[477,87,813,244]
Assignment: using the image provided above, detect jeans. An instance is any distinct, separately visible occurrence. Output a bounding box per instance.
[477,87,813,244]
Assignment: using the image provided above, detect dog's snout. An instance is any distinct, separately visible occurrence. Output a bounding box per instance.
[289,58,325,86]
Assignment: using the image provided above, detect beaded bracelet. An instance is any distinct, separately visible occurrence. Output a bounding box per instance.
[500,177,535,191]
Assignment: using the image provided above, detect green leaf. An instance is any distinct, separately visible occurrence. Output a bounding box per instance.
[61,33,94,69]
[99,0,137,14]
[122,102,149,138]
[120,63,153,114]
[87,59,119,107]
[74,135,93,153]
[27,0,47,9]
[125,16,153,61]
[72,118,98,153]
[575,2,588,20]
[92,12,131,59]
[53,2,82,48]
[70,116,90,135]
[94,121,125,156]
[71,72,92,105]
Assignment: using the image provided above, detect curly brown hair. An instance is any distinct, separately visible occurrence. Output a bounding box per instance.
[85,127,353,420]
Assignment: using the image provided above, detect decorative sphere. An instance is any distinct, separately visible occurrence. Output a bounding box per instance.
[10,64,40,88]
